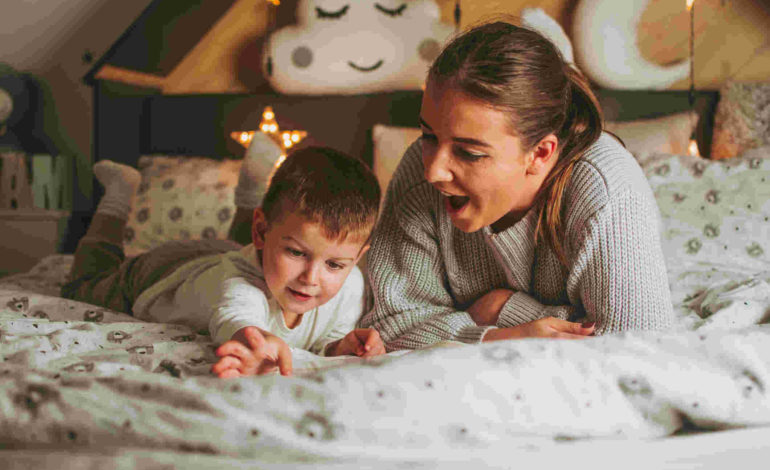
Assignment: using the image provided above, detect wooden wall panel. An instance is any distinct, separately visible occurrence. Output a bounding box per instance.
[155,0,769,94]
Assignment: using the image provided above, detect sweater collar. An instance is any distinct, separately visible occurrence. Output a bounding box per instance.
[482,208,539,291]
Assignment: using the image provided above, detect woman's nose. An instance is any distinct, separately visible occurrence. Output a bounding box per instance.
[423,148,453,184]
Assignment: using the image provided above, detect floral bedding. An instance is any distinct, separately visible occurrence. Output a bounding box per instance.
[0,150,769,467]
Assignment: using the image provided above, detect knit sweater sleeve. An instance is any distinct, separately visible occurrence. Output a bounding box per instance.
[494,170,674,334]
[360,142,494,350]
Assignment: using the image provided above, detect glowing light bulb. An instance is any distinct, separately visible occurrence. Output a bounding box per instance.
[269,124,277,132]
[686,0,695,10]
[688,139,700,157]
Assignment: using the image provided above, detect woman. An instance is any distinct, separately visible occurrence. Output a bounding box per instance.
[360,22,673,350]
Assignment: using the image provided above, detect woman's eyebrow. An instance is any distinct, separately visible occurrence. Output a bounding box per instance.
[420,118,491,148]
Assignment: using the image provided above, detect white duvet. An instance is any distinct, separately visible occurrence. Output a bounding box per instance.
[1,255,769,465]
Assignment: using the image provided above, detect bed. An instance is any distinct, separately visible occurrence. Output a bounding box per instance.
[1,80,770,467]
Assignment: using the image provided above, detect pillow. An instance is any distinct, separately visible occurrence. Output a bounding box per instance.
[642,151,770,272]
[604,111,698,165]
[124,156,241,257]
[372,124,421,194]
[711,81,770,160]
[264,0,453,95]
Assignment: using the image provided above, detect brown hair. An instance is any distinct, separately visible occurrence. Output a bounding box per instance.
[262,146,381,243]
[427,21,603,264]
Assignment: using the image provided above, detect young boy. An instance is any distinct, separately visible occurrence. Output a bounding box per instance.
[62,136,384,377]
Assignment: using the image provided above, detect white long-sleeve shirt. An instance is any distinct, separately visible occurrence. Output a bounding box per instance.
[132,244,365,354]
[361,133,674,350]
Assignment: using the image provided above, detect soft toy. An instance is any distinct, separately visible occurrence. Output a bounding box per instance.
[572,0,689,90]
[264,0,454,95]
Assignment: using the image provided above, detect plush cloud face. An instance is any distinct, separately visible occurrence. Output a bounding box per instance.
[264,0,454,95]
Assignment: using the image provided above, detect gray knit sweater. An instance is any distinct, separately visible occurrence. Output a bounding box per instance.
[361,133,674,350]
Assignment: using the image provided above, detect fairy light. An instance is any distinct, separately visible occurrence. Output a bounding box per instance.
[230,106,308,158]
[686,0,700,157]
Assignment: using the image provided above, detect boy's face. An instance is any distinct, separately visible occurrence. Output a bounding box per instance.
[252,209,368,317]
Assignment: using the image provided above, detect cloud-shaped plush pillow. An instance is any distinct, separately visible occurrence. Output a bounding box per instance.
[264,0,454,95]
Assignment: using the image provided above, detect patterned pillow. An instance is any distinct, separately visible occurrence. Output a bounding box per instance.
[643,151,770,271]
[711,81,770,160]
[124,156,242,257]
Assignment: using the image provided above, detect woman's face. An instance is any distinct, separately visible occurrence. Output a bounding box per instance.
[419,84,549,233]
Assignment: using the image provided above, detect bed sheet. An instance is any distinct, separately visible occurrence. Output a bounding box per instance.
[1,255,769,465]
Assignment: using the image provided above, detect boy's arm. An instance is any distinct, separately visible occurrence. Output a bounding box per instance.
[209,277,273,345]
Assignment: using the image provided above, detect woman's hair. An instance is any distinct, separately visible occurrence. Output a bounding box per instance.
[262,146,381,243]
[427,21,603,265]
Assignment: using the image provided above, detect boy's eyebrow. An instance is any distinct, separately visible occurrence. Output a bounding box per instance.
[419,118,492,148]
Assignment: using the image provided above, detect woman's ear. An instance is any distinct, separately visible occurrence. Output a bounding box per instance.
[526,134,559,175]
[251,208,268,249]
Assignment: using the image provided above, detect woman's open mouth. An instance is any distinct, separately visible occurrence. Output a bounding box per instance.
[288,287,312,301]
[445,195,470,213]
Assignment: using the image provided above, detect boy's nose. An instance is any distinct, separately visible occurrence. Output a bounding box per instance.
[300,263,320,285]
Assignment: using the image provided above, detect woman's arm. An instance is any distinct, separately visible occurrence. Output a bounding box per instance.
[360,143,494,350]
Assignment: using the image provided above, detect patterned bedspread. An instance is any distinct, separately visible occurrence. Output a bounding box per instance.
[1,255,769,466]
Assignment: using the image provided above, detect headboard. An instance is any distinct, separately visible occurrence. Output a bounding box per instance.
[65,81,717,252]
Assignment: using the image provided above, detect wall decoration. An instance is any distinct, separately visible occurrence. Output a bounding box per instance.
[572,0,690,90]
[521,7,574,65]
[263,0,454,95]
[230,106,307,163]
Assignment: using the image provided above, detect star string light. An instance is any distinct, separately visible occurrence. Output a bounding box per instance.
[230,106,308,166]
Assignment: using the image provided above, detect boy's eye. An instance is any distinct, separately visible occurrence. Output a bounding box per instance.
[316,5,349,19]
[326,261,345,271]
[286,248,305,257]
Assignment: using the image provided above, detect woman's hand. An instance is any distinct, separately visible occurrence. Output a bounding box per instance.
[482,317,595,341]
[211,326,293,377]
[326,328,386,357]
[467,289,514,326]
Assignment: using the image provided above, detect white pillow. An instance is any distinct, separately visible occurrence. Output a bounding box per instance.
[372,124,422,194]
[605,111,699,165]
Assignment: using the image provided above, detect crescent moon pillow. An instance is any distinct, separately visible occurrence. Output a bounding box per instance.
[264,0,454,95]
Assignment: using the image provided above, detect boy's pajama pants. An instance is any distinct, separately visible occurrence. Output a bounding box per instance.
[61,238,241,314]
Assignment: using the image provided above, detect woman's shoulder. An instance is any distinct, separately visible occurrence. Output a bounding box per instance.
[564,133,656,222]
[384,139,437,207]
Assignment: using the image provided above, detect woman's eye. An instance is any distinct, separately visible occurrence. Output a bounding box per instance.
[316,5,349,19]
[375,3,406,17]
[454,146,486,162]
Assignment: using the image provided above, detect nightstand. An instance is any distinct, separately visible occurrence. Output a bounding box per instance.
[0,209,70,276]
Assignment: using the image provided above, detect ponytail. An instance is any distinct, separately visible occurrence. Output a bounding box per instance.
[534,67,603,266]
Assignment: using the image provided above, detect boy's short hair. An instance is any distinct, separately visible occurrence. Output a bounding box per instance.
[262,146,381,243]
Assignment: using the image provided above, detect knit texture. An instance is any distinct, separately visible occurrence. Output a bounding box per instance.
[361,133,674,351]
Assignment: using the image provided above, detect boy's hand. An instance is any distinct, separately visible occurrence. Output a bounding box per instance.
[467,288,514,326]
[211,326,293,378]
[326,328,385,357]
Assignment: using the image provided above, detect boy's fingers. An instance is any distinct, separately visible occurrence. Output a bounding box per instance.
[244,327,267,351]
[218,369,241,379]
[211,356,241,374]
[276,345,293,376]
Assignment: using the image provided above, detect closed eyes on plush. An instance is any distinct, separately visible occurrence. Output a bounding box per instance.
[375,3,407,17]
[316,5,349,19]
